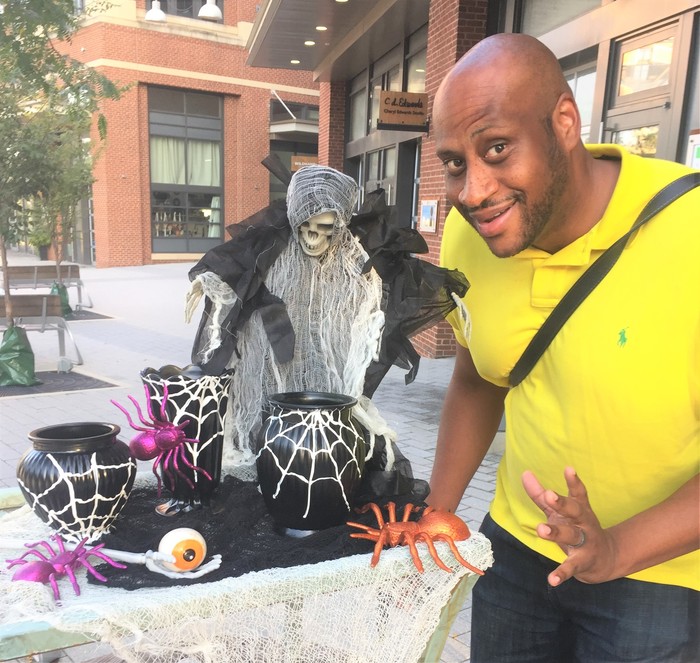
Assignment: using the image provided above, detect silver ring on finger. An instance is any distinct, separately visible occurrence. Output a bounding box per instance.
[570,528,586,549]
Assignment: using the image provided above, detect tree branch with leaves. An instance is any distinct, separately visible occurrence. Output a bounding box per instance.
[0,0,123,325]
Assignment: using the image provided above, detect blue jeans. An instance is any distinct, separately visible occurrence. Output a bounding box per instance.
[471,514,699,663]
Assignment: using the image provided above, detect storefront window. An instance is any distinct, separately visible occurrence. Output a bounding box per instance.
[611,125,659,157]
[187,140,220,186]
[566,66,596,142]
[383,146,396,178]
[349,90,366,141]
[618,37,674,97]
[159,0,223,20]
[149,87,223,252]
[611,26,676,108]
[365,147,397,202]
[270,101,318,123]
[367,150,380,181]
[370,65,401,132]
[348,72,368,142]
[407,50,426,93]
[370,81,381,131]
[150,137,185,184]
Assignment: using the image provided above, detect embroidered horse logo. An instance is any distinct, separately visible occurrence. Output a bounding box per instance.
[617,328,628,347]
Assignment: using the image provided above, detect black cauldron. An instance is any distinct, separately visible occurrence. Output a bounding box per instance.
[256,391,366,534]
[17,422,136,543]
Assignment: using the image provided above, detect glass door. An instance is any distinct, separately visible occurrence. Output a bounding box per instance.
[363,146,397,205]
[603,25,678,159]
[606,107,666,157]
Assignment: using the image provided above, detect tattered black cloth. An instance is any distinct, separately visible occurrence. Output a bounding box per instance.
[92,472,430,591]
[188,158,469,395]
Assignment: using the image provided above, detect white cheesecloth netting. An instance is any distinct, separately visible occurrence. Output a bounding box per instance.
[0,495,493,663]
[188,166,390,473]
[286,164,357,230]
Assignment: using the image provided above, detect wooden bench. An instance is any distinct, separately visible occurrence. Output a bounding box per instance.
[0,294,83,367]
[0,263,93,310]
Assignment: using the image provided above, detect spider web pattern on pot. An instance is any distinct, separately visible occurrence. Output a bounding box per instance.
[141,372,231,486]
[17,453,136,543]
[258,406,364,518]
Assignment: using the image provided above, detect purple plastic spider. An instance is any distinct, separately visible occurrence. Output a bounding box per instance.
[6,535,126,600]
[112,383,212,495]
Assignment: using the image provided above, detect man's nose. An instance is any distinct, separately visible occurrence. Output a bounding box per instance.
[457,166,498,210]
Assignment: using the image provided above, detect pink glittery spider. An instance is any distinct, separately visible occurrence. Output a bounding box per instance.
[112,384,212,495]
[6,534,126,600]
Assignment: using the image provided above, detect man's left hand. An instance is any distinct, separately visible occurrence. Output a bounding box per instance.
[522,467,617,586]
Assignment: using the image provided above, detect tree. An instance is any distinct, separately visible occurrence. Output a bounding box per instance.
[0,0,122,325]
[26,109,96,268]
[0,1,121,384]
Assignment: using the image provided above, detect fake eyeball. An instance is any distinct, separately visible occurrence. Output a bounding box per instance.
[157,528,207,572]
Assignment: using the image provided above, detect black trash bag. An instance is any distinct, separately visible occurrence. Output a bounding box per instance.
[50,281,72,316]
[0,326,40,386]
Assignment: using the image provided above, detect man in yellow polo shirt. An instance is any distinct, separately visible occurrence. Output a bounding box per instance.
[429,33,699,662]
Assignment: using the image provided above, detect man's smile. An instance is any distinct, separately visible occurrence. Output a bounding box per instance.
[466,201,517,237]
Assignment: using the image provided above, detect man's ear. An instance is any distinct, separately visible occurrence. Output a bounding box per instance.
[552,93,581,150]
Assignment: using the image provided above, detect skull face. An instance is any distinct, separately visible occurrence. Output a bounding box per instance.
[298,211,336,257]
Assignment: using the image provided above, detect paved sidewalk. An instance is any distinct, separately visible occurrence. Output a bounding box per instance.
[0,249,501,663]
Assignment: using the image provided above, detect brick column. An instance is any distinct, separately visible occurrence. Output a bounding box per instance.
[318,80,348,171]
[413,0,489,358]
[91,83,147,267]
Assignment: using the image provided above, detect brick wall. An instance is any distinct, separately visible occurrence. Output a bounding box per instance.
[414,0,489,357]
[62,7,319,266]
[89,80,146,267]
[318,81,348,170]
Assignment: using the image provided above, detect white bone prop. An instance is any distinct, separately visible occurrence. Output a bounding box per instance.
[1,527,222,580]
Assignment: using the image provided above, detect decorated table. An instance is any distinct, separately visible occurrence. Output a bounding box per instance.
[0,478,492,663]
[0,163,488,662]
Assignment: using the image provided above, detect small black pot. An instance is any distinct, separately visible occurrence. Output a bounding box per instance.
[16,422,137,543]
[256,391,366,533]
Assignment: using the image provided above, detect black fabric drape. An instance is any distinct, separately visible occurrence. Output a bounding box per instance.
[189,183,468,389]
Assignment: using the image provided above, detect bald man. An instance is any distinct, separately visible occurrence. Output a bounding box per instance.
[430,34,699,662]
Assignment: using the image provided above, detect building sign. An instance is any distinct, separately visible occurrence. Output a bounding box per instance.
[377,91,428,131]
[291,155,318,171]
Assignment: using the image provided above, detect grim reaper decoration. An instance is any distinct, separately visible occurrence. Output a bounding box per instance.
[185,160,468,490]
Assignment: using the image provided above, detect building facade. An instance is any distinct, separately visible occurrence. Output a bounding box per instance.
[247,0,699,357]
[63,0,319,267]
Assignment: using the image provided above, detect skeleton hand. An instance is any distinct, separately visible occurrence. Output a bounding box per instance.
[184,278,204,323]
[143,551,223,579]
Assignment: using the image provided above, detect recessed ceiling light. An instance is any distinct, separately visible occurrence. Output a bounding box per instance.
[416,68,425,73]
[336,0,348,3]
[290,59,300,64]
[304,40,316,46]
[316,25,327,31]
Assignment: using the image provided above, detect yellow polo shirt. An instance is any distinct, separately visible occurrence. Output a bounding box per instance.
[441,145,700,589]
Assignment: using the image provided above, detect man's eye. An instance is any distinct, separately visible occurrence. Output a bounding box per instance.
[485,143,507,159]
[442,158,465,176]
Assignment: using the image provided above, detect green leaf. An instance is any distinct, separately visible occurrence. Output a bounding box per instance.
[97,113,108,141]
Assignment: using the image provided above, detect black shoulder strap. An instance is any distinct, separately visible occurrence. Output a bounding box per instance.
[509,171,700,388]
